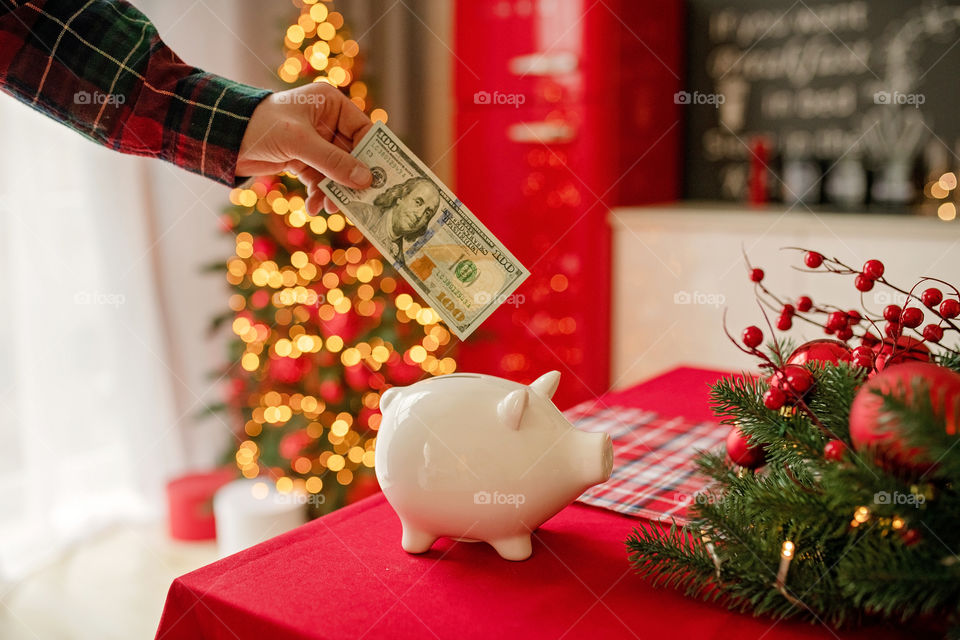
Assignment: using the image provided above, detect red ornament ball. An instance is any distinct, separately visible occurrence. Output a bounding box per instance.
[742,326,763,349]
[804,251,824,268]
[344,364,371,391]
[268,355,310,384]
[797,296,813,312]
[823,439,847,462]
[749,268,764,282]
[286,227,308,247]
[939,298,960,319]
[322,311,362,344]
[851,346,875,369]
[862,259,885,280]
[849,362,960,467]
[251,236,276,259]
[921,287,943,307]
[854,274,874,292]
[250,289,270,309]
[228,377,246,403]
[785,366,814,393]
[279,429,313,460]
[763,387,786,410]
[319,379,344,404]
[726,426,766,469]
[368,371,387,391]
[768,364,814,400]
[386,359,422,386]
[873,336,930,371]
[901,528,921,546]
[786,339,852,368]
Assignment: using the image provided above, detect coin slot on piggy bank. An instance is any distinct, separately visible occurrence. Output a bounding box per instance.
[375,370,613,561]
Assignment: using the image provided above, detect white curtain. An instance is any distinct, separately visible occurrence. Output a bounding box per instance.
[0,0,280,584]
[0,96,182,581]
[0,0,455,584]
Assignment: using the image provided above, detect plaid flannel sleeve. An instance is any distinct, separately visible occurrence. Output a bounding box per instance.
[0,0,271,185]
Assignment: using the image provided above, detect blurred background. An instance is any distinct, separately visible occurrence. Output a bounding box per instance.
[1,0,959,637]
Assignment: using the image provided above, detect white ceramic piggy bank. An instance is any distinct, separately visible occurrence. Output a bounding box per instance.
[374,370,613,561]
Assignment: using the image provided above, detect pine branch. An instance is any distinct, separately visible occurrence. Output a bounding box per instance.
[837,535,960,621]
[803,363,864,442]
[625,522,717,598]
[937,350,960,374]
[878,380,960,479]
[710,375,824,481]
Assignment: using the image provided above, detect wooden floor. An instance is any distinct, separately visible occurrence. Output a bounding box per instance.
[0,524,218,639]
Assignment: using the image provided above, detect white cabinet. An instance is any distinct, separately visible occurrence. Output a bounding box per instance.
[610,204,960,389]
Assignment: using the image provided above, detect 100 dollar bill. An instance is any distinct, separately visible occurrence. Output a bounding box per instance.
[320,121,529,340]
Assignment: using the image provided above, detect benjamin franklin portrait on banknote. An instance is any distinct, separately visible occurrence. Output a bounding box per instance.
[322,122,528,338]
[348,177,441,268]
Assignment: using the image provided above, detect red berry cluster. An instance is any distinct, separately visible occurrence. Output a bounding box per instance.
[739,250,960,375]
[731,323,827,414]
[724,250,958,472]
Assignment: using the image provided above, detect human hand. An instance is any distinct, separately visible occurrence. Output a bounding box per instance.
[236,83,374,214]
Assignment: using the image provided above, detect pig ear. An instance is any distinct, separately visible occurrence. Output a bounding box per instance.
[498,388,528,431]
[380,387,401,412]
[529,370,561,399]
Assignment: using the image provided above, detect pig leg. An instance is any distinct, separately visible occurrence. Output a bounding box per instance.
[400,520,437,554]
[489,534,533,561]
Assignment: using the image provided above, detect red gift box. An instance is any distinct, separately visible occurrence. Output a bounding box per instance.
[165,468,237,541]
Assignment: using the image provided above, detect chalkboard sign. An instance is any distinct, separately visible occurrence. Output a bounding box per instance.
[684,0,960,210]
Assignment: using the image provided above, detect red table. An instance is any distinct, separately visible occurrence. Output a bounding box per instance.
[155,367,907,640]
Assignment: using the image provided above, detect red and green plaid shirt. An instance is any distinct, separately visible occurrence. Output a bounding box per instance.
[0,0,271,185]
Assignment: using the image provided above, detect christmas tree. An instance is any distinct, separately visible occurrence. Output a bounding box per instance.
[627,251,960,631]
[213,0,456,513]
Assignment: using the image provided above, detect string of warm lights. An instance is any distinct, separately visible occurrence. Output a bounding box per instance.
[220,0,454,509]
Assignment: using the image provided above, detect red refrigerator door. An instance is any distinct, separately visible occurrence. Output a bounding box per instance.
[453,0,682,408]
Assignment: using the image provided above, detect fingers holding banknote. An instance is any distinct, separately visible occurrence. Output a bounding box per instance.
[237,82,374,214]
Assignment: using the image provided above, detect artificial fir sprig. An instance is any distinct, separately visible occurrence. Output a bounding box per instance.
[626,251,960,632]
[627,363,959,628]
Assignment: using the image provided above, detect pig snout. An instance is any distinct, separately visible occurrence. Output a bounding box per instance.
[578,431,613,487]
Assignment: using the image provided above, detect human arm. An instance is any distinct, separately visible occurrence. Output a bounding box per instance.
[0,0,373,203]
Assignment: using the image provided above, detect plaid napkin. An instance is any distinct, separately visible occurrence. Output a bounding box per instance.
[566,403,727,523]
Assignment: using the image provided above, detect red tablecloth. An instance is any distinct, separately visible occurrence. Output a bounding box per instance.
[155,367,907,640]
